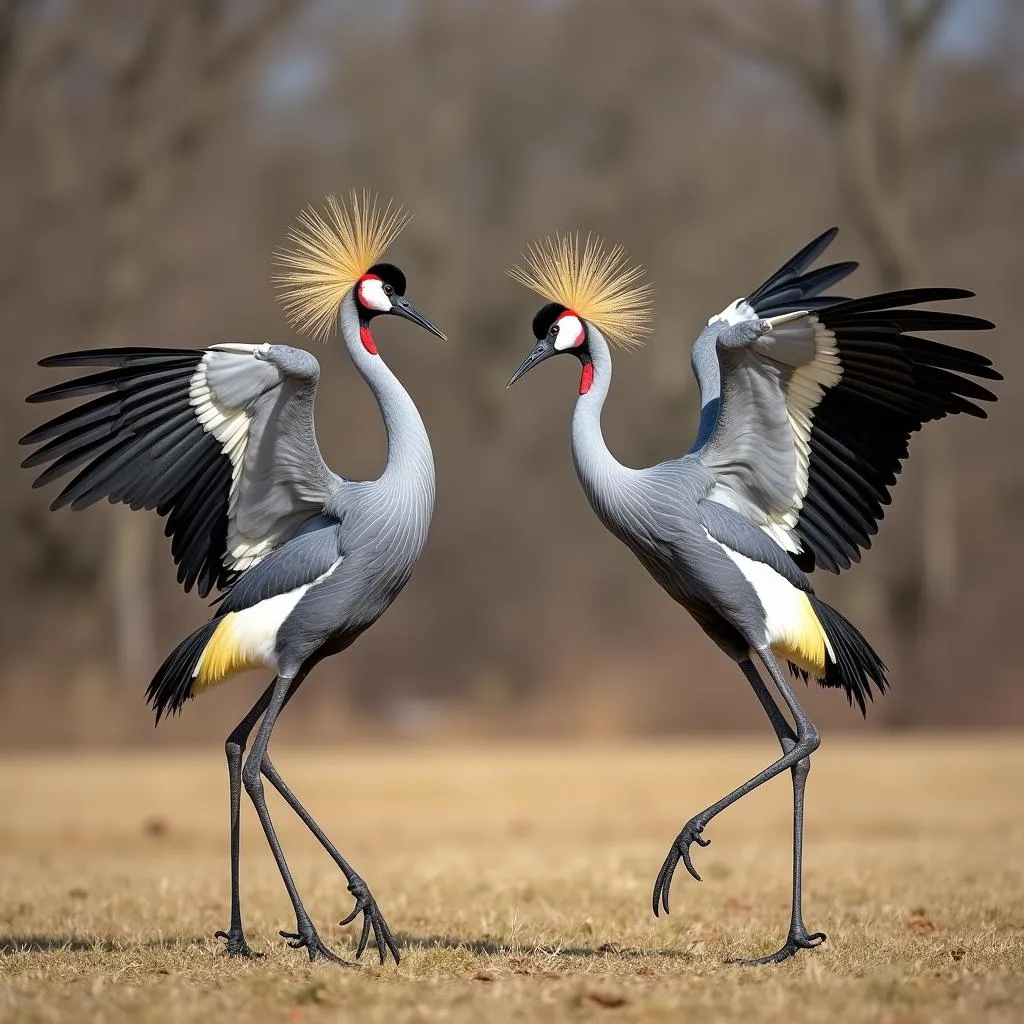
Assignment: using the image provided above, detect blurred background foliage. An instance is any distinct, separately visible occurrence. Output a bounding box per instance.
[1,0,1021,747]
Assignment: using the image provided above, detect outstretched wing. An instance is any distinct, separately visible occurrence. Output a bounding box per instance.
[690,229,1001,573]
[21,343,342,596]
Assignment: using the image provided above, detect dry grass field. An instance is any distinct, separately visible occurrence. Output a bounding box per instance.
[1,737,1022,1023]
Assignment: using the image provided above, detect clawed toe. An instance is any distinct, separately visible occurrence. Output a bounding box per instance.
[728,930,827,966]
[279,925,350,966]
[652,820,712,917]
[215,928,262,959]
[339,879,400,965]
[729,946,798,967]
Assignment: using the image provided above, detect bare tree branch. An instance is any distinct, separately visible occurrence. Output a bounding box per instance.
[886,0,951,51]
[111,2,174,94]
[0,0,28,113]
[693,3,842,113]
[147,0,305,164]
[16,3,84,198]
[198,0,304,80]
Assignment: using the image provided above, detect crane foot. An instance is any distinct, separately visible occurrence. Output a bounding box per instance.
[279,921,351,966]
[727,928,826,966]
[651,817,712,916]
[340,877,400,965]
[214,927,262,959]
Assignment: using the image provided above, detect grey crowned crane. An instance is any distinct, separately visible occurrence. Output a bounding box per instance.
[20,193,446,966]
[507,230,1000,964]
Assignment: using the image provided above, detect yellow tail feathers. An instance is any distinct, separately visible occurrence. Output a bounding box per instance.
[770,592,831,677]
[192,614,265,695]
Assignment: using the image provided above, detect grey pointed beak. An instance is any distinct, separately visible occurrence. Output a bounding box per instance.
[390,296,446,341]
[507,340,556,388]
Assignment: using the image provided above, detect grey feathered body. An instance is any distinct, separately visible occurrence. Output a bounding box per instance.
[573,335,774,661]
[217,294,436,681]
[19,223,442,965]
[268,460,434,677]
[513,228,998,960]
[559,230,997,710]
[21,288,436,716]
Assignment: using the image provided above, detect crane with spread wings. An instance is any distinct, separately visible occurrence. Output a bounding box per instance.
[507,229,1000,964]
[20,192,446,966]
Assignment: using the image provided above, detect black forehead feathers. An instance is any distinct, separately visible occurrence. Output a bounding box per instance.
[532,302,567,339]
[368,262,406,295]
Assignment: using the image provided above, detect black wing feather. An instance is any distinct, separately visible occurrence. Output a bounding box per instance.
[20,349,235,597]
[747,227,853,308]
[745,233,1000,574]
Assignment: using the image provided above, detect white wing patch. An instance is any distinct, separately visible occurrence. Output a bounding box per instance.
[189,343,273,574]
[767,317,842,546]
[702,312,843,556]
[709,297,756,326]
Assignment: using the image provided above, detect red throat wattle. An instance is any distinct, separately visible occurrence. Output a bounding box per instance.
[359,325,378,355]
[579,363,594,395]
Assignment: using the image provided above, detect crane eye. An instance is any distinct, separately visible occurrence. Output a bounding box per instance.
[383,283,394,297]
[550,324,560,336]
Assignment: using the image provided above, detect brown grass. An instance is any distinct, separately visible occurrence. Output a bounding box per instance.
[1,737,1022,1023]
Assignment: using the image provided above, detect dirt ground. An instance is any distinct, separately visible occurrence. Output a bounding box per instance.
[1,737,1022,1023]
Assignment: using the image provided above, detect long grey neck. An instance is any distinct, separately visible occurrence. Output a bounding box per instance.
[571,326,632,520]
[339,293,435,499]
[689,323,722,451]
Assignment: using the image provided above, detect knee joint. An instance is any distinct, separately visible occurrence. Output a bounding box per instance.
[802,724,821,753]
[241,762,263,796]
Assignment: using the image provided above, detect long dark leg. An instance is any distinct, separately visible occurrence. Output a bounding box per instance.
[260,756,400,965]
[215,674,308,957]
[652,648,820,920]
[739,656,798,754]
[215,680,276,958]
[218,672,399,964]
[725,658,825,965]
[242,673,347,965]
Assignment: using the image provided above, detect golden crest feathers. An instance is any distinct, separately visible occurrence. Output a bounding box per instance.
[508,233,653,349]
[274,191,411,341]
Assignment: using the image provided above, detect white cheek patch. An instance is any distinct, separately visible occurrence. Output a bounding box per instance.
[358,277,391,312]
[553,313,584,350]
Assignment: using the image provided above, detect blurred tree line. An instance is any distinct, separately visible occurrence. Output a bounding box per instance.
[1,0,1021,747]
